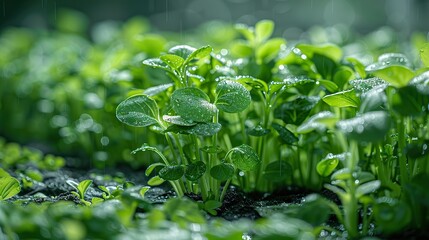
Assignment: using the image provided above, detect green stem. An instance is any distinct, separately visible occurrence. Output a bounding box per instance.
[398,117,409,185]
[220,179,232,202]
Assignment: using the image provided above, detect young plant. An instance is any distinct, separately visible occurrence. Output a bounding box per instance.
[116,45,260,209]
[0,168,21,201]
[67,179,93,206]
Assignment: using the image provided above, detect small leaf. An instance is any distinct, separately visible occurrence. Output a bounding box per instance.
[336,111,391,142]
[183,45,212,66]
[420,43,429,67]
[145,163,165,176]
[356,180,380,198]
[171,87,217,122]
[297,111,337,134]
[210,163,235,181]
[263,160,292,182]
[246,124,270,137]
[274,96,319,125]
[164,122,221,136]
[215,80,251,113]
[256,38,285,64]
[77,180,93,199]
[229,144,260,171]
[0,176,20,200]
[331,168,352,181]
[322,89,360,108]
[318,79,339,92]
[185,161,206,182]
[147,176,165,186]
[116,94,160,127]
[316,157,339,177]
[140,186,151,198]
[255,19,274,43]
[159,165,185,181]
[297,43,343,62]
[346,57,367,79]
[350,77,388,94]
[272,123,298,145]
[160,54,184,69]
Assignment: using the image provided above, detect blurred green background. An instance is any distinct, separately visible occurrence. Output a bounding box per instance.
[2,0,428,38]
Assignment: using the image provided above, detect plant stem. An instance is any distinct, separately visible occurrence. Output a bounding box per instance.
[398,117,409,185]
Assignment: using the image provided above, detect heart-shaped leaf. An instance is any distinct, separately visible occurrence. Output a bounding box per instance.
[159,165,185,181]
[229,144,260,171]
[263,160,292,182]
[185,161,206,182]
[215,80,251,113]
[210,163,235,181]
[171,87,217,122]
[116,94,160,127]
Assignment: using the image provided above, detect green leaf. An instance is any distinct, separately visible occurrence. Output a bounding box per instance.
[274,96,319,125]
[312,53,337,80]
[218,75,268,93]
[297,111,337,134]
[230,41,253,58]
[165,122,221,136]
[297,43,343,62]
[316,157,339,177]
[350,77,388,94]
[255,19,274,43]
[246,124,270,137]
[0,176,20,200]
[229,144,260,171]
[160,54,184,69]
[263,160,292,182]
[215,80,251,113]
[256,38,285,64]
[346,57,367,79]
[322,89,360,108]
[420,43,429,67]
[272,123,298,145]
[235,23,254,42]
[360,85,387,113]
[162,115,196,126]
[210,163,235,181]
[185,161,206,182]
[270,77,314,93]
[140,186,150,198]
[389,85,429,116]
[145,163,166,176]
[147,176,165,186]
[168,45,196,59]
[336,111,391,142]
[331,168,352,181]
[116,94,160,127]
[317,79,339,92]
[356,180,380,198]
[183,45,212,66]
[373,198,411,234]
[142,58,170,71]
[159,165,185,181]
[77,180,93,200]
[171,87,217,122]
[0,168,11,178]
[371,65,415,88]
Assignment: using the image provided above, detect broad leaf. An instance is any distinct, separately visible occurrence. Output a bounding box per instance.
[215,80,251,113]
[350,77,388,94]
[322,89,360,108]
[160,54,184,69]
[371,65,415,88]
[185,161,206,182]
[145,162,165,176]
[162,115,196,126]
[143,83,174,97]
[263,160,292,182]
[274,96,319,125]
[210,163,235,181]
[165,122,221,136]
[142,58,170,71]
[272,123,298,145]
[171,87,217,122]
[336,111,391,142]
[246,124,270,137]
[116,94,160,127]
[183,45,212,66]
[229,144,260,171]
[159,165,185,181]
[297,43,343,62]
[168,45,196,60]
[218,75,268,92]
[0,176,20,200]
